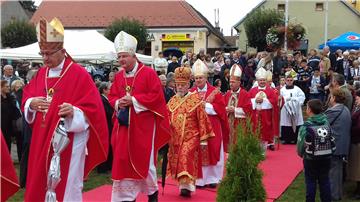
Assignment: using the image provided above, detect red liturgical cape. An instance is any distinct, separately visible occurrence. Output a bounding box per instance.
[1,131,19,202]
[22,58,108,201]
[108,63,170,180]
[248,85,278,142]
[190,82,229,165]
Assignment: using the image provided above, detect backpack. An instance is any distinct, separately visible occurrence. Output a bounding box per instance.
[304,124,336,158]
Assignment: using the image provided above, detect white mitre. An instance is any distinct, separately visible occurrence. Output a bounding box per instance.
[114,31,137,54]
[192,59,208,77]
[230,64,242,81]
[255,67,267,80]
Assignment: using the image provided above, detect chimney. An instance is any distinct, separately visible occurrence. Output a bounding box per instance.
[214,8,221,32]
[215,8,220,28]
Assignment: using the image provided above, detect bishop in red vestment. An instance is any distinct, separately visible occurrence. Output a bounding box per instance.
[224,64,252,145]
[1,131,19,202]
[108,31,170,202]
[190,59,229,188]
[248,68,278,150]
[22,18,108,202]
[167,67,214,197]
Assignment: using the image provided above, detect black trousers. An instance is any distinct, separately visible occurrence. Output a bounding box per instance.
[281,126,300,144]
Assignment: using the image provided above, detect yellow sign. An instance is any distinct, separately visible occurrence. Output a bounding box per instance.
[162,34,192,41]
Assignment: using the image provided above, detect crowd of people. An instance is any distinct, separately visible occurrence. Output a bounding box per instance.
[1,17,360,202]
[152,45,360,201]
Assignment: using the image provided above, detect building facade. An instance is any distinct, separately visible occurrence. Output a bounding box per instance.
[31,1,229,58]
[234,0,360,52]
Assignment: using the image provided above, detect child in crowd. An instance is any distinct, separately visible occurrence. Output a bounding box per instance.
[297,99,334,202]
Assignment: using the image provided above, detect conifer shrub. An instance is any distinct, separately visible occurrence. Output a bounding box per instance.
[217,118,266,202]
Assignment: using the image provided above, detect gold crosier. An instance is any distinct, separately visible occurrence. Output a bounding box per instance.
[227,91,239,145]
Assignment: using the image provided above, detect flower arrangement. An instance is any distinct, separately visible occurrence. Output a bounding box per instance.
[266,23,306,51]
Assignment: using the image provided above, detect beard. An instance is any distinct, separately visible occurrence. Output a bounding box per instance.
[177,89,189,97]
[177,92,185,97]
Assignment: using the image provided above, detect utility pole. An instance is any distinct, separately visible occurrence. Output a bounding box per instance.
[324,0,329,46]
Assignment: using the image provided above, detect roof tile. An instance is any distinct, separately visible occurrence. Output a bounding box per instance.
[31,0,208,28]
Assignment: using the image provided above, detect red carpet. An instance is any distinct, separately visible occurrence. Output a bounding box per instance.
[83,145,302,202]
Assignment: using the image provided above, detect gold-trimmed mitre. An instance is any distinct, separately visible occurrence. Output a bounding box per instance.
[36,17,64,50]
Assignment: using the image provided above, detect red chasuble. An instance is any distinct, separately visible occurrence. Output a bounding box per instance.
[22,58,108,202]
[108,63,170,180]
[224,88,252,144]
[190,82,229,165]
[1,131,19,202]
[248,85,278,142]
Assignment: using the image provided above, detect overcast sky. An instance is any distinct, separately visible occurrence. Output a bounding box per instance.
[34,0,263,36]
[186,0,263,35]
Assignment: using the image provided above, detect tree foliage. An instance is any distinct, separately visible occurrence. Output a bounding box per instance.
[217,119,266,202]
[19,1,37,12]
[104,18,148,51]
[1,19,37,48]
[244,8,284,51]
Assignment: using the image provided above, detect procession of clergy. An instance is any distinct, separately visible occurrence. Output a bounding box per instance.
[2,18,305,202]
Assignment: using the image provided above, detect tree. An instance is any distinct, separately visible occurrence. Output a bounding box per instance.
[1,19,37,48]
[104,18,148,51]
[217,119,266,202]
[19,1,37,12]
[244,8,284,51]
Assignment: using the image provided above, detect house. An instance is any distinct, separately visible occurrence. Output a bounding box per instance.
[1,0,33,28]
[31,0,230,57]
[233,0,360,52]
[346,0,360,12]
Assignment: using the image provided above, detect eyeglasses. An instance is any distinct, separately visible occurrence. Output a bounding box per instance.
[38,49,62,57]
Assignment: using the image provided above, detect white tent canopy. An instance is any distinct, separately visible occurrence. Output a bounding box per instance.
[0,30,153,64]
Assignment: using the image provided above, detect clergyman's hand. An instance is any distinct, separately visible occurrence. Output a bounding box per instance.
[58,102,74,118]
[30,97,50,113]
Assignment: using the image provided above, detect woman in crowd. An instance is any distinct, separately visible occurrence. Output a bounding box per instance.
[205,54,215,85]
[1,80,21,152]
[319,51,331,78]
[213,55,224,82]
[10,79,25,162]
[242,59,256,90]
[325,88,352,201]
[348,89,360,200]
[97,82,114,173]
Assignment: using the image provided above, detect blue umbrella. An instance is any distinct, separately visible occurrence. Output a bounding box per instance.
[163,48,184,58]
[319,31,360,52]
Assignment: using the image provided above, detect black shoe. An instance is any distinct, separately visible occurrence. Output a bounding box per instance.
[148,191,158,202]
[207,183,217,188]
[196,185,205,189]
[268,145,275,151]
[180,189,191,197]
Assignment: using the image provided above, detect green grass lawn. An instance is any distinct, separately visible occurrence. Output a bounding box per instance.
[8,163,112,201]
[8,162,359,201]
[277,171,358,202]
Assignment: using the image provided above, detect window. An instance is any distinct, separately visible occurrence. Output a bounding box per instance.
[278,4,285,12]
[315,3,324,11]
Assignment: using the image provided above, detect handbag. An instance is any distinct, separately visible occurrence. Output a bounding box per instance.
[117,107,129,126]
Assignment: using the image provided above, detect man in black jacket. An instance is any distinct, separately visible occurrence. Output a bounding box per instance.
[167,56,180,74]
